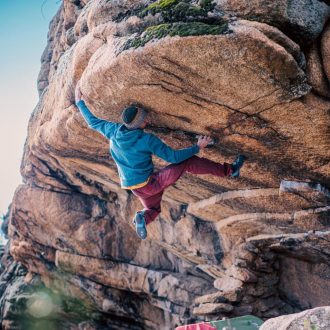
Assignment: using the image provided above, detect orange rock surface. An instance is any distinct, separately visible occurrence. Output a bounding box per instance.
[2,0,330,328]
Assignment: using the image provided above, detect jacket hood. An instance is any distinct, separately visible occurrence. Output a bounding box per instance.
[113,125,144,148]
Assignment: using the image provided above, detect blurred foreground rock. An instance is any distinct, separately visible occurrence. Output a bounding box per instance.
[260,306,330,330]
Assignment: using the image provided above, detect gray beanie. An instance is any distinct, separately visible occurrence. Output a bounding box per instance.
[121,105,148,129]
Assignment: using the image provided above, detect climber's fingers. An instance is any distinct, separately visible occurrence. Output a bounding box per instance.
[197,135,213,148]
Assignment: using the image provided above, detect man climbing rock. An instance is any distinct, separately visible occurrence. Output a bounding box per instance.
[75,83,245,240]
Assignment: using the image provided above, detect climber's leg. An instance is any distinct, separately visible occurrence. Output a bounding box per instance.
[155,155,233,190]
[132,184,163,225]
[132,155,239,227]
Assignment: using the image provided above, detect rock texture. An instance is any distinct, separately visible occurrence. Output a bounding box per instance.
[3,0,330,329]
[214,0,330,44]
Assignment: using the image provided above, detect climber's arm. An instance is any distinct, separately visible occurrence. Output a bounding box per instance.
[147,133,200,164]
[75,84,118,139]
[76,100,119,139]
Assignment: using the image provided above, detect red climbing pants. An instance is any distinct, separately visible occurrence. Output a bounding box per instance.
[131,155,232,225]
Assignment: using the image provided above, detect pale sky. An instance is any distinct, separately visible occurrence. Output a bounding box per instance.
[0,0,61,215]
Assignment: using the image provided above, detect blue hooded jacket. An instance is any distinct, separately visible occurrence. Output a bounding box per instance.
[76,100,200,188]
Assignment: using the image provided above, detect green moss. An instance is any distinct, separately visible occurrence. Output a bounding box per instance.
[199,0,215,11]
[146,23,172,35]
[140,0,179,16]
[140,0,215,21]
[126,0,225,51]
[124,21,228,49]
[172,2,205,20]
[147,0,179,11]
[169,21,228,36]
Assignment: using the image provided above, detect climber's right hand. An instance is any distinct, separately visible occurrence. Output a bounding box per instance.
[75,81,82,103]
[197,135,213,149]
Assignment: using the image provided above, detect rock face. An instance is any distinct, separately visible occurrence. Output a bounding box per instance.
[3,0,330,329]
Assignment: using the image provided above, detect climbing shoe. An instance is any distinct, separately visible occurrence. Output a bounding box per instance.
[230,155,246,178]
[132,211,147,240]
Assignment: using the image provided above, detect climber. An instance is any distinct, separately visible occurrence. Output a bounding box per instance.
[75,82,246,240]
